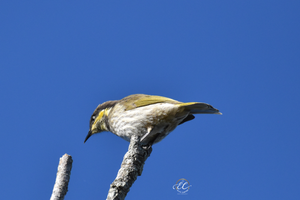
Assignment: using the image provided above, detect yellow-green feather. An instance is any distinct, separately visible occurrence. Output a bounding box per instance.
[125,95,181,111]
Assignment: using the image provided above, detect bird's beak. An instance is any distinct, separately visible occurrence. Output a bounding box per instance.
[84,130,92,143]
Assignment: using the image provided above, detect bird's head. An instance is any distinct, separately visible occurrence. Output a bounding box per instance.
[84,100,118,143]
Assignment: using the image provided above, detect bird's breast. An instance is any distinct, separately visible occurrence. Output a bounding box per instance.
[108,103,185,143]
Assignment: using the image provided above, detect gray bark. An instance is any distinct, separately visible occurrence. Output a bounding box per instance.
[50,154,73,200]
[106,135,152,200]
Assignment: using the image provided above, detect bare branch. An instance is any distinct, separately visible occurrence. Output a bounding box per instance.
[50,154,73,200]
[106,135,152,200]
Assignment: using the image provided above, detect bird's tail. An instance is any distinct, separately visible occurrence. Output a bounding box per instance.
[178,102,221,114]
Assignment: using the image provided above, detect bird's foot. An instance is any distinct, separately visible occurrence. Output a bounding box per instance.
[142,144,152,150]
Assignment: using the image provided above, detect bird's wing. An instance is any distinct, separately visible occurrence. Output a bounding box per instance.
[125,95,181,111]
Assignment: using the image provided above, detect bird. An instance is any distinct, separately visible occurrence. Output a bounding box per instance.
[84,94,221,146]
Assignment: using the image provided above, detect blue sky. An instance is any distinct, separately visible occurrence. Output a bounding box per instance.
[1,1,299,199]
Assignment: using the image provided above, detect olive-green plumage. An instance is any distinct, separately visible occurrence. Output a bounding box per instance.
[85,94,221,145]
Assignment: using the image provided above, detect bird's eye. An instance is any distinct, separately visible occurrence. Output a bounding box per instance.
[92,115,96,119]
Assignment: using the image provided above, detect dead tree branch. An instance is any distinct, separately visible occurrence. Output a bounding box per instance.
[50,153,73,200]
[106,135,152,200]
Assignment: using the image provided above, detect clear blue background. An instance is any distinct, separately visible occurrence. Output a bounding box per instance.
[1,1,299,199]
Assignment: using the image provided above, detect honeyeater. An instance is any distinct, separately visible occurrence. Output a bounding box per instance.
[84,94,221,146]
